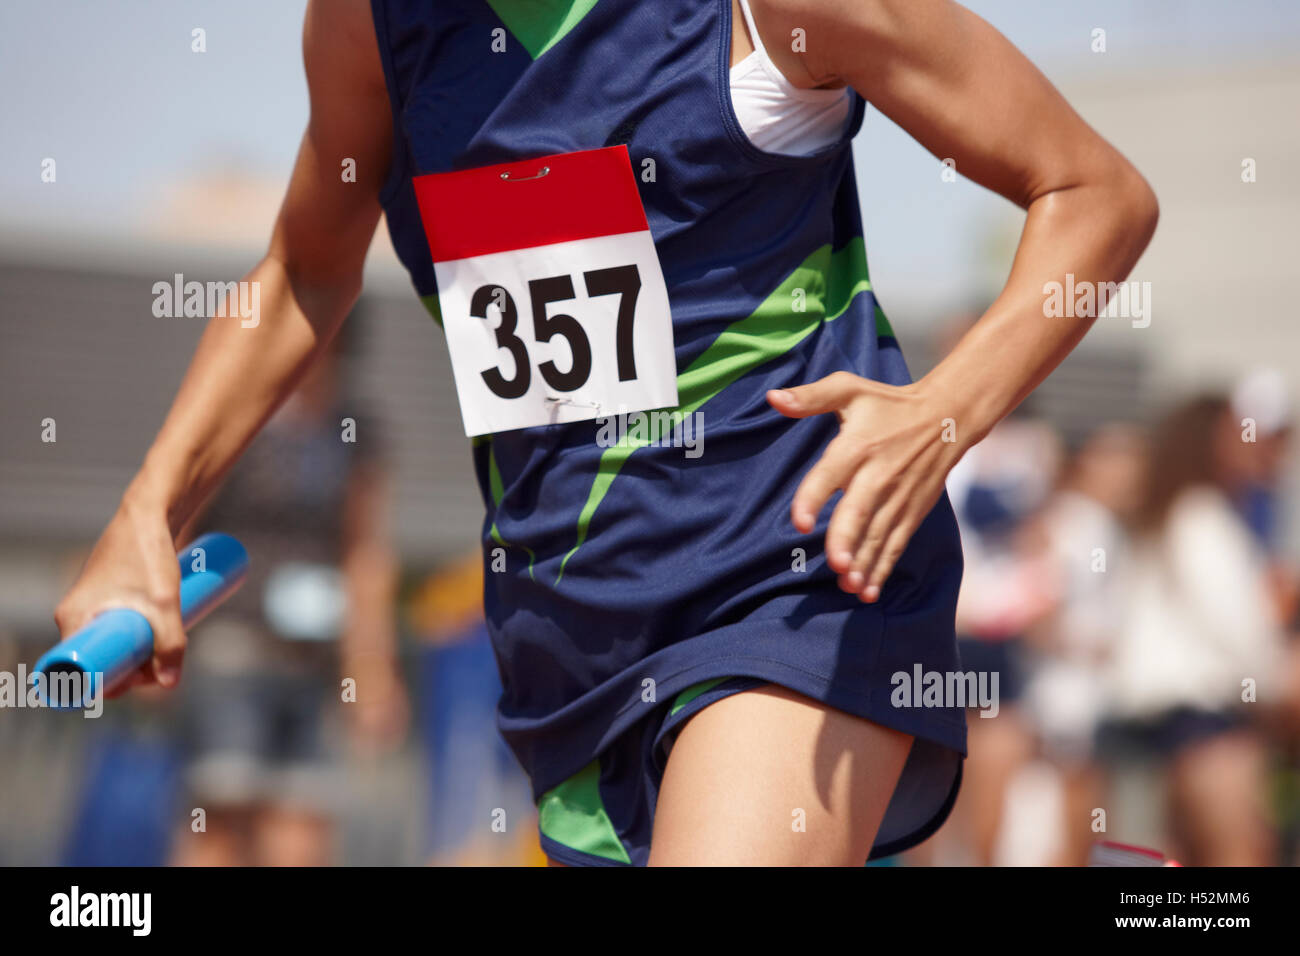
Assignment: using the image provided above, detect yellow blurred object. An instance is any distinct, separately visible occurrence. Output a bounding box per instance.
[425,814,549,867]
[407,550,484,643]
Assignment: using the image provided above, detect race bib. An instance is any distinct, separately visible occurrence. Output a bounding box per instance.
[413,146,678,437]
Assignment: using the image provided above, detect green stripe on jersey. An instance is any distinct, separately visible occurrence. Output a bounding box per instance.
[486,0,602,60]
[537,760,632,864]
[486,439,536,580]
[669,677,730,717]
[874,301,895,339]
[555,238,873,582]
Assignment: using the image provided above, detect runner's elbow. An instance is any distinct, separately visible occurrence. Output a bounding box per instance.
[270,249,364,321]
[1117,163,1159,244]
[1098,157,1159,252]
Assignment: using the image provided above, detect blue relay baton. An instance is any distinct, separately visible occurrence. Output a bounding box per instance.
[32,532,249,708]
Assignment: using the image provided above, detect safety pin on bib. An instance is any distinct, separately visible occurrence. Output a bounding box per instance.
[545,395,602,413]
[501,165,550,182]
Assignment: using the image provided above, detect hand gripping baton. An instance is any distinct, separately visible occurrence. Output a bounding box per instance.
[32,532,248,707]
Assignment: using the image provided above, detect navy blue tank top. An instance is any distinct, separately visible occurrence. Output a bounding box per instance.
[370,0,963,794]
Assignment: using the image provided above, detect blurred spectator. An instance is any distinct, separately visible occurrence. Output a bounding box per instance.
[1100,394,1284,866]
[938,408,1062,865]
[1230,369,1298,631]
[170,330,407,867]
[408,552,539,866]
[1020,424,1146,865]
[1228,369,1300,864]
[1230,368,1293,555]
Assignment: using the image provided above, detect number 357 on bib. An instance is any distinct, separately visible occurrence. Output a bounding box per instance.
[413,146,678,437]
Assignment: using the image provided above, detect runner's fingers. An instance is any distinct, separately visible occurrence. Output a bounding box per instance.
[145,588,186,688]
[842,496,901,591]
[791,438,861,532]
[105,668,148,700]
[767,371,863,419]
[149,629,186,689]
[825,470,881,575]
[859,523,915,604]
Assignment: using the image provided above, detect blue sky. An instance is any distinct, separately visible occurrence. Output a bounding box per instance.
[2,0,1297,311]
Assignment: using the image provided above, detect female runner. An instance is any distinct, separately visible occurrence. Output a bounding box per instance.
[55,0,1157,865]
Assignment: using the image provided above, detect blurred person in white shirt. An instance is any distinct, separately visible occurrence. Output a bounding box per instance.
[1019,424,1145,865]
[1102,395,1284,866]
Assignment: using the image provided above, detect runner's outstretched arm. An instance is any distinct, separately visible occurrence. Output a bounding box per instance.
[54,0,392,689]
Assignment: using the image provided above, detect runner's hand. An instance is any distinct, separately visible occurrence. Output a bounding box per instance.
[769,373,966,603]
[53,495,185,692]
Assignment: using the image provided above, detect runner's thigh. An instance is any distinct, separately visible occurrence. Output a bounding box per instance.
[649,684,913,865]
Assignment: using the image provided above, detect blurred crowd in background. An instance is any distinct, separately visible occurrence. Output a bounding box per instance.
[925,317,1300,867]
[3,310,1298,867]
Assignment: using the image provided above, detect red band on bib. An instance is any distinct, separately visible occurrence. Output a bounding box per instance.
[413,146,650,262]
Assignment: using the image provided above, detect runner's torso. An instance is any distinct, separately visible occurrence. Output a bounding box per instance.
[370,0,951,787]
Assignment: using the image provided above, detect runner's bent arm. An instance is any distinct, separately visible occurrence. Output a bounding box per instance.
[756,0,1159,599]
[54,0,392,688]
